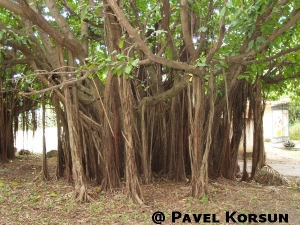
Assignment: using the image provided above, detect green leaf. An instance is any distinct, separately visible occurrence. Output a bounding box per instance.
[102,66,108,75]
[247,40,254,51]
[119,39,124,49]
[238,75,244,80]
[220,6,226,17]
[131,59,139,67]
[196,57,207,67]
[197,63,206,67]
[256,36,265,44]
[116,54,126,61]
[287,54,295,63]
[230,18,240,28]
[105,55,112,63]
[47,192,58,197]
[125,65,132,74]
[116,65,123,76]
[81,5,88,22]
[225,2,233,8]
[199,27,208,32]
[251,64,257,72]
[11,181,18,186]
[220,60,228,68]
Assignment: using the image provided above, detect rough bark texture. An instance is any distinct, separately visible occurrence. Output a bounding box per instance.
[42,93,50,181]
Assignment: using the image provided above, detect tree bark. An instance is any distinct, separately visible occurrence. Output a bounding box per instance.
[42,93,50,181]
[119,76,143,204]
[251,77,266,177]
[188,76,205,198]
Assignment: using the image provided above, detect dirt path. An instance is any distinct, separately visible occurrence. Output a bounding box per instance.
[265,141,300,178]
[239,141,300,178]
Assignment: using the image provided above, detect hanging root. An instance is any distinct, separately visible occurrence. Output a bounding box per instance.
[254,164,290,186]
[130,192,144,205]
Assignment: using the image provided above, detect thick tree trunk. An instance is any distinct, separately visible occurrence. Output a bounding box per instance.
[0,79,15,162]
[100,1,123,191]
[198,67,214,197]
[119,76,143,204]
[188,76,205,198]
[100,74,121,190]
[57,46,91,201]
[64,84,91,201]
[251,77,266,178]
[169,92,186,181]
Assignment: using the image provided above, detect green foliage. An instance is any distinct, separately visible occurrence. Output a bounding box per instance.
[85,52,139,79]
[289,102,300,125]
[289,122,300,140]
[287,102,300,140]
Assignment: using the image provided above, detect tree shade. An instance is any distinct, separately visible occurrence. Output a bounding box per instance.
[1,0,300,202]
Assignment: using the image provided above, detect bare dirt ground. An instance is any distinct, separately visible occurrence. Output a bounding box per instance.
[0,144,299,225]
[265,141,300,164]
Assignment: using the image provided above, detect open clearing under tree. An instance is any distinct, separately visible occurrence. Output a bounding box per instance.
[0,147,299,225]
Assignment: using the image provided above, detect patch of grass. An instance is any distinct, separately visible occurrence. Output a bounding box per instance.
[186,196,194,202]
[99,195,105,202]
[89,202,104,213]
[289,121,300,140]
[249,196,258,203]
[108,202,115,209]
[127,198,134,207]
[120,213,131,223]
[199,194,209,204]
[9,195,18,203]
[132,210,140,220]
[105,213,121,220]
[186,204,194,212]
[63,199,77,211]
[12,207,22,212]
[0,181,10,196]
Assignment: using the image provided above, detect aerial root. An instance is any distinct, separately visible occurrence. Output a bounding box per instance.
[72,185,95,203]
[254,164,290,185]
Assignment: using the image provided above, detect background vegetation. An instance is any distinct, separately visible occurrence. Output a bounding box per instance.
[289,102,300,140]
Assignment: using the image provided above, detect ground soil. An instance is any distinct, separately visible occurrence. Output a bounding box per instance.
[0,144,299,225]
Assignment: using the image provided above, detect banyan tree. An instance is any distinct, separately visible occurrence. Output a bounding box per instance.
[1,0,300,202]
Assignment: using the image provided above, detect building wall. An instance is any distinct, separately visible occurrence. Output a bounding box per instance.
[239,101,289,153]
[263,103,273,141]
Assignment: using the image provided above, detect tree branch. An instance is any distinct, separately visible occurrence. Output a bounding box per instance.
[244,45,300,65]
[20,68,97,96]
[0,0,87,61]
[229,8,300,63]
[263,71,300,84]
[106,0,203,76]
[137,76,189,112]
[180,0,196,60]
[207,0,227,62]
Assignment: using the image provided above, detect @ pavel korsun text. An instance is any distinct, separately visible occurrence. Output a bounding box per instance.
[151,211,289,224]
